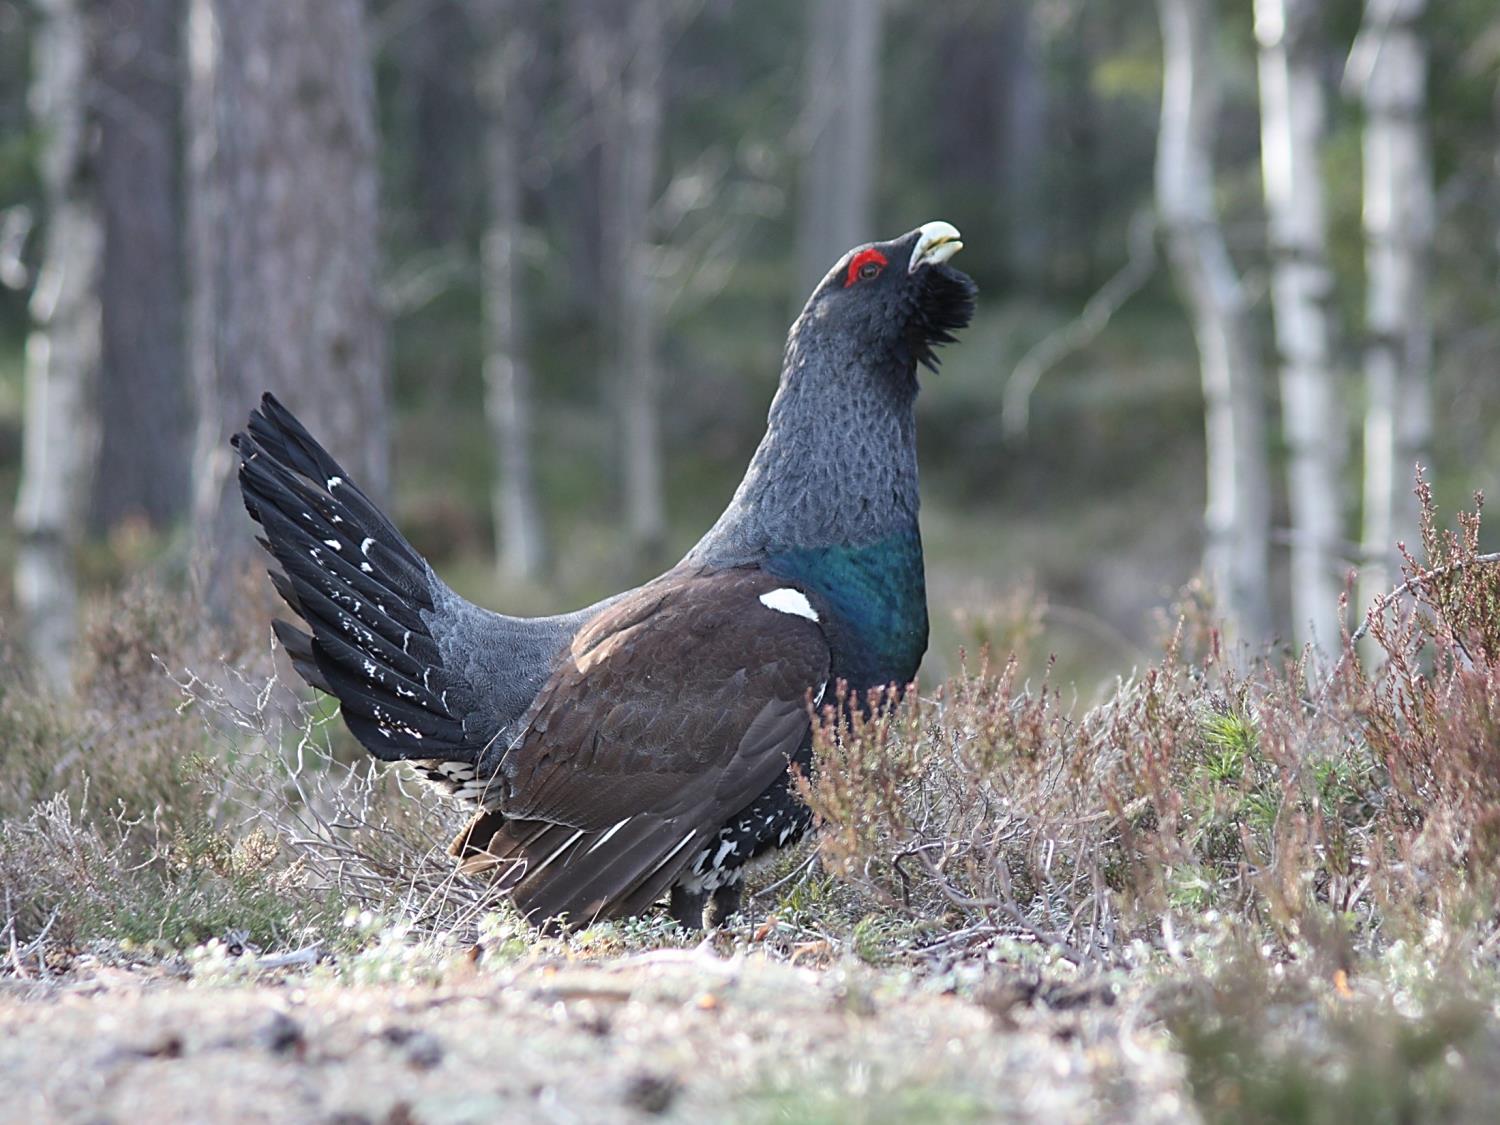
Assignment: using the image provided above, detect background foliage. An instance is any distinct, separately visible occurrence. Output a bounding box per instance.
[2,3,1500,1119]
[1,0,1496,685]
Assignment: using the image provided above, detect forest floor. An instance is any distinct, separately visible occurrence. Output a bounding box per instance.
[0,943,1191,1125]
[5,458,1500,1123]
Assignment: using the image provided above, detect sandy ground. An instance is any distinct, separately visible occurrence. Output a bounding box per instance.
[0,950,1196,1124]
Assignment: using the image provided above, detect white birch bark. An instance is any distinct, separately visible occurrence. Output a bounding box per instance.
[1347,0,1434,637]
[14,0,101,684]
[797,0,883,297]
[477,0,545,580]
[1155,0,1274,647]
[1254,0,1344,654]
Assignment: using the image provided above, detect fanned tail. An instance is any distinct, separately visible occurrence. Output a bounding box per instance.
[233,393,483,761]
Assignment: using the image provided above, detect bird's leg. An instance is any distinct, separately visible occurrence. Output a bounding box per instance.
[704,883,742,929]
[668,885,706,930]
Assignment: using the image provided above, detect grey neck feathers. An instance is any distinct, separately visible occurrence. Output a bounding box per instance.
[687,318,920,566]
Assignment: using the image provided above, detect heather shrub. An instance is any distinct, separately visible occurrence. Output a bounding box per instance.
[0,577,485,958]
[805,482,1500,968]
[5,485,1496,983]
[1165,948,1500,1124]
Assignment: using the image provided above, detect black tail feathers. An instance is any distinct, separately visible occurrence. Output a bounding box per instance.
[233,394,481,761]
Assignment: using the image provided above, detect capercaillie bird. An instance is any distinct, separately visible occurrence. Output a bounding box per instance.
[233,222,976,930]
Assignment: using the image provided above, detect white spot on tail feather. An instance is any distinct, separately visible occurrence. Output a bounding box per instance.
[758,588,818,622]
[360,537,375,555]
[327,476,343,489]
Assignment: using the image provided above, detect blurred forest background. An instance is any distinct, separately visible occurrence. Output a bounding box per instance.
[1,0,1499,695]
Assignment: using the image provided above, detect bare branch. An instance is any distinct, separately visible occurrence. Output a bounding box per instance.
[1002,208,1157,440]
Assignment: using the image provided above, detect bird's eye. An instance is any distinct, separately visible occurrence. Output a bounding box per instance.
[844,248,889,287]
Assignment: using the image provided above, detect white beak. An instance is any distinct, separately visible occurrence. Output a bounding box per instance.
[908,220,964,273]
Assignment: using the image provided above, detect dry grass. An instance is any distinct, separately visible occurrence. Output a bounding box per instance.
[792,482,1500,1121]
[805,479,1500,978]
[0,574,490,959]
[1,487,1498,1121]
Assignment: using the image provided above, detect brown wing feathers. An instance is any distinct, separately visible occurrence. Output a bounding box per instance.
[451,567,830,928]
[502,815,706,927]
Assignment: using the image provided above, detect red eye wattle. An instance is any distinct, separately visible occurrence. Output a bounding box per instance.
[844,248,888,287]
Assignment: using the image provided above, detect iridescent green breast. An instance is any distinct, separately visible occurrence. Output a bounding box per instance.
[768,529,928,692]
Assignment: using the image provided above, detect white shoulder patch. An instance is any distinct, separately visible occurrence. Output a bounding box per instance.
[759,587,819,623]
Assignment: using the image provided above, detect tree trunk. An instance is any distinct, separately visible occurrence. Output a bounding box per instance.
[1254,0,1344,654]
[930,4,1047,287]
[559,0,608,317]
[476,0,545,580]
[1054,9,1104,287]
[91,0,192,535]
[1348,0,1433,635]
[797,0,883,297]
[594,0,667,563]
[186,0,388,604]
[1155,0,1273,647]
[388,0,479,250]
[14,0,101,684]
[999,4,1049,287]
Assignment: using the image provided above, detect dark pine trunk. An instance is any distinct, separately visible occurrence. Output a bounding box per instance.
[91,0,192,535]
[186,0,389,606]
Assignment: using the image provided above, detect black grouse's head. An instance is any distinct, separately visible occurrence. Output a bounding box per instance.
[796,221,978,376]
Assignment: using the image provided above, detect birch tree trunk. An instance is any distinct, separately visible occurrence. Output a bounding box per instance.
[91,0,191,534]
[797,0,883,296]
[1348,0,1434,634]
[476,0,545,580]
[15,0,101,684]
[594,0,667,563]
[1254,0,1344,654]
[187,0,388,604]
[1155,0,1274,647]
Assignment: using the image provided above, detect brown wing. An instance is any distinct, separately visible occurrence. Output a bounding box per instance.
[452,566,829,928]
